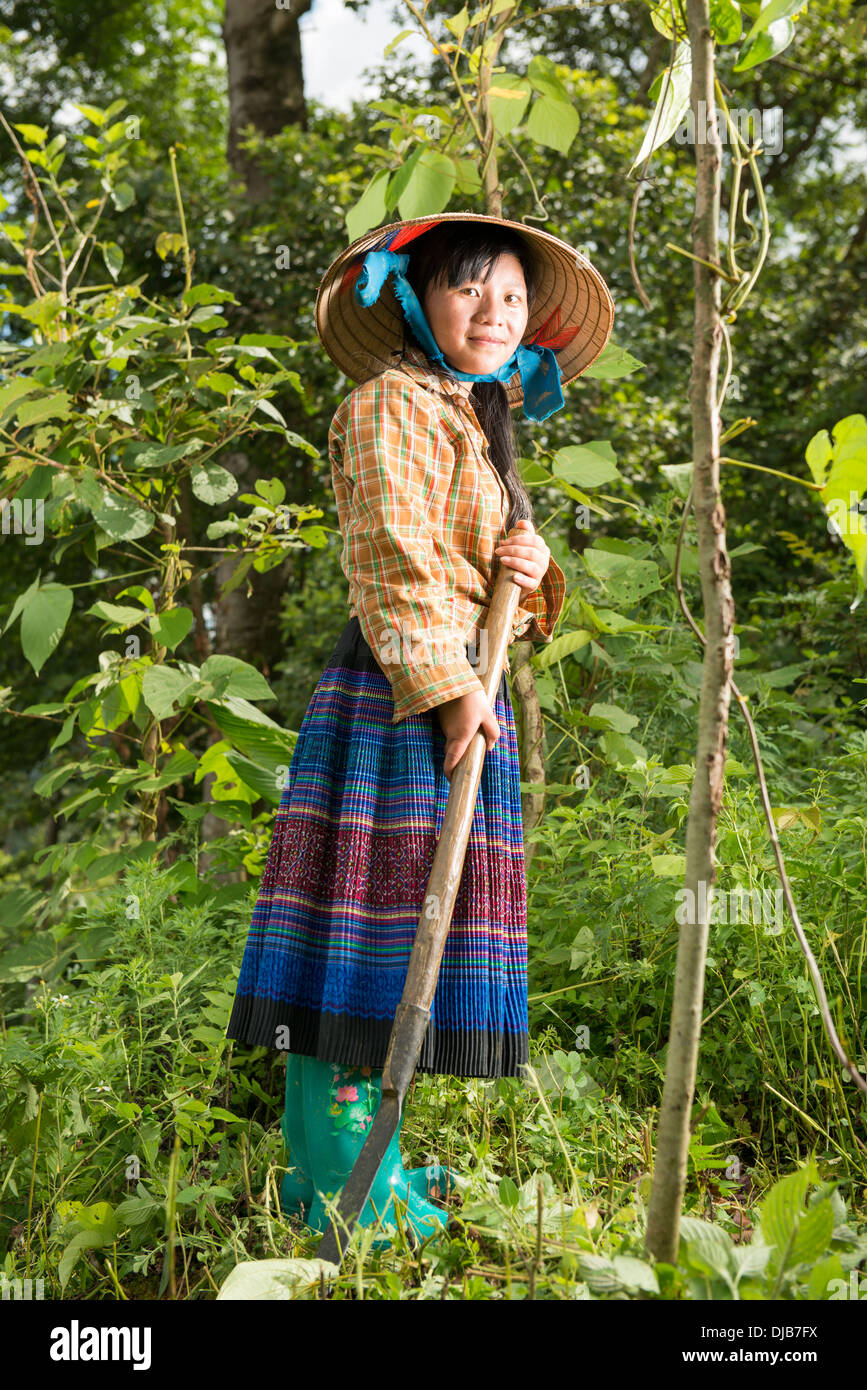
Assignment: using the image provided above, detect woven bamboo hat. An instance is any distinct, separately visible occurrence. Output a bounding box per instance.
[314,211,615,412]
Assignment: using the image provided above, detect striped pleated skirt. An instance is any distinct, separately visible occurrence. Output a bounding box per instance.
[224,616,529,1078]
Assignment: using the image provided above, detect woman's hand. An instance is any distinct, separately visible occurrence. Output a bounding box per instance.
[436,689,500,781]
[494,518,550,592]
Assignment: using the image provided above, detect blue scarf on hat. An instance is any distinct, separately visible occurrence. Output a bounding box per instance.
[353,248,565,422]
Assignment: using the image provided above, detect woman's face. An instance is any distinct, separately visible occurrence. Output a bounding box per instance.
[423,251,529,376]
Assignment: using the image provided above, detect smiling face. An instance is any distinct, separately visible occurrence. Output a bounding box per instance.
[422,251,530,376]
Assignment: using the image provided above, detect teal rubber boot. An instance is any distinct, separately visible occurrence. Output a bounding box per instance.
[299,1056,454,1245]
[279,1052,315,1218]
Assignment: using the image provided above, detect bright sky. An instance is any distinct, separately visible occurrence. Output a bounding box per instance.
[299,0,433,111]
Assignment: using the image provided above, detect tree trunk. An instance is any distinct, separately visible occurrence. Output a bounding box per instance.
[223,0,313,202]
[644,0,736,1265]
[205,7,312,851]
[216,2,309,687]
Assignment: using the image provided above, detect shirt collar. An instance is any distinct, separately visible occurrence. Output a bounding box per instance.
[392,342,475,402]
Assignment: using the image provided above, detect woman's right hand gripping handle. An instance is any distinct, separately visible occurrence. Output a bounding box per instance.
[436,689,501,782]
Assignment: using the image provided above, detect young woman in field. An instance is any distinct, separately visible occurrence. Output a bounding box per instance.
[226,213,614,1242]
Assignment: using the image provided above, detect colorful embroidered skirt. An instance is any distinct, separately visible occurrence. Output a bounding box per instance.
[225,616,529,1079]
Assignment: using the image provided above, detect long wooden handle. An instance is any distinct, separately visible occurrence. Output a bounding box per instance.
[381,559,524,1099]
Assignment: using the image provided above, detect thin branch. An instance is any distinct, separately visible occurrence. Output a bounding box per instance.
[672,480,867,1098]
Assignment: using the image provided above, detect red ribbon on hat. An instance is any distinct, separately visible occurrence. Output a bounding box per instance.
[338,219,443,296]
[526,302,581,353]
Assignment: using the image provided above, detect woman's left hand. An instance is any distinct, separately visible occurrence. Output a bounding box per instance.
[494,518,550,593]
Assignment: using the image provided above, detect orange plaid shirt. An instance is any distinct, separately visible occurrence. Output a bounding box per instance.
[328,343,567,724]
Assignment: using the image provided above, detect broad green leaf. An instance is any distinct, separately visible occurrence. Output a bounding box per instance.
[0,932,59,982]
[807,1253,844,1300]
[255,397,287,427]
[588,702,639,733]
[733,1242,773,1284]
[710,0,744,43]
[593,608,664,634]
[576,1253,622,1294]
[444,6,470,38]
[650,0,689,38]
[552,443,621,488]
[89,491,153,541]
[395,150,457,220]
[526,95,579,155]
[285,429,320,459]
[454,156,483,196]
[629,42,691,173]
[101,242,123,280]
[19,583,73,675]
[384,28,414,56]
[183,282,239,308]
[582,344,645,379]
[806,415,867,601]
[758,1159,820,1267]
[610,1255,659,1294]
[197,371,238,396]
[206,697,296,765]
[110,182,135,211]
[86,601,149,630]
[598,730,646,767]
[195,741,257,803]
[16,391,72,426]
[72,1201,118,1239]
[526,55,571,102]
[660,461,694,498]
[122,438,206,471]
[0,378,40,417]
[520,460,552,485]
[347,167,397,243]
[660,541,699,576]
[186,308,227,330]
[805,428,833,485]
[200,655,275,702]
[191,461,238,505]
[583,549,662,604]
[239,333,297,350]
[73,103,106,126]
[678,1216,736,1282]
[149,607,193,651]
[532,628,593,670]
[255,477,286,505]
[59,1230,106,1292]
[733,16,796,70]
[744,0,804,40]
[385,148,422,214]
[115,1184,164,1229]
[487,75,532,136]
[651,853,687,877]
[498,1176,520,1209]
[141,666,198,721]
[13,123,47,145]
[216,1258,339,1300]
[224,750,283,805]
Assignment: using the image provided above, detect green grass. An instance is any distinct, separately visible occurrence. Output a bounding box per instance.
[2,784,865,1301]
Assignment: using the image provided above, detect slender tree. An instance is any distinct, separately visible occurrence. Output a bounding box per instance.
[644,0,734,1263]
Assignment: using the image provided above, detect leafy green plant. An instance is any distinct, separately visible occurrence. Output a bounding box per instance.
[0,103,323,929]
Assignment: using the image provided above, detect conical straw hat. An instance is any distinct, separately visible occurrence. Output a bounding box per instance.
[315,211,615,410]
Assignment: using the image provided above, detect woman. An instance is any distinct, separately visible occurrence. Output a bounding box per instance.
[225,213,615,1242]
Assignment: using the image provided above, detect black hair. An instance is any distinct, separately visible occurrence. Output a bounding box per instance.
[401,222,537,533]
